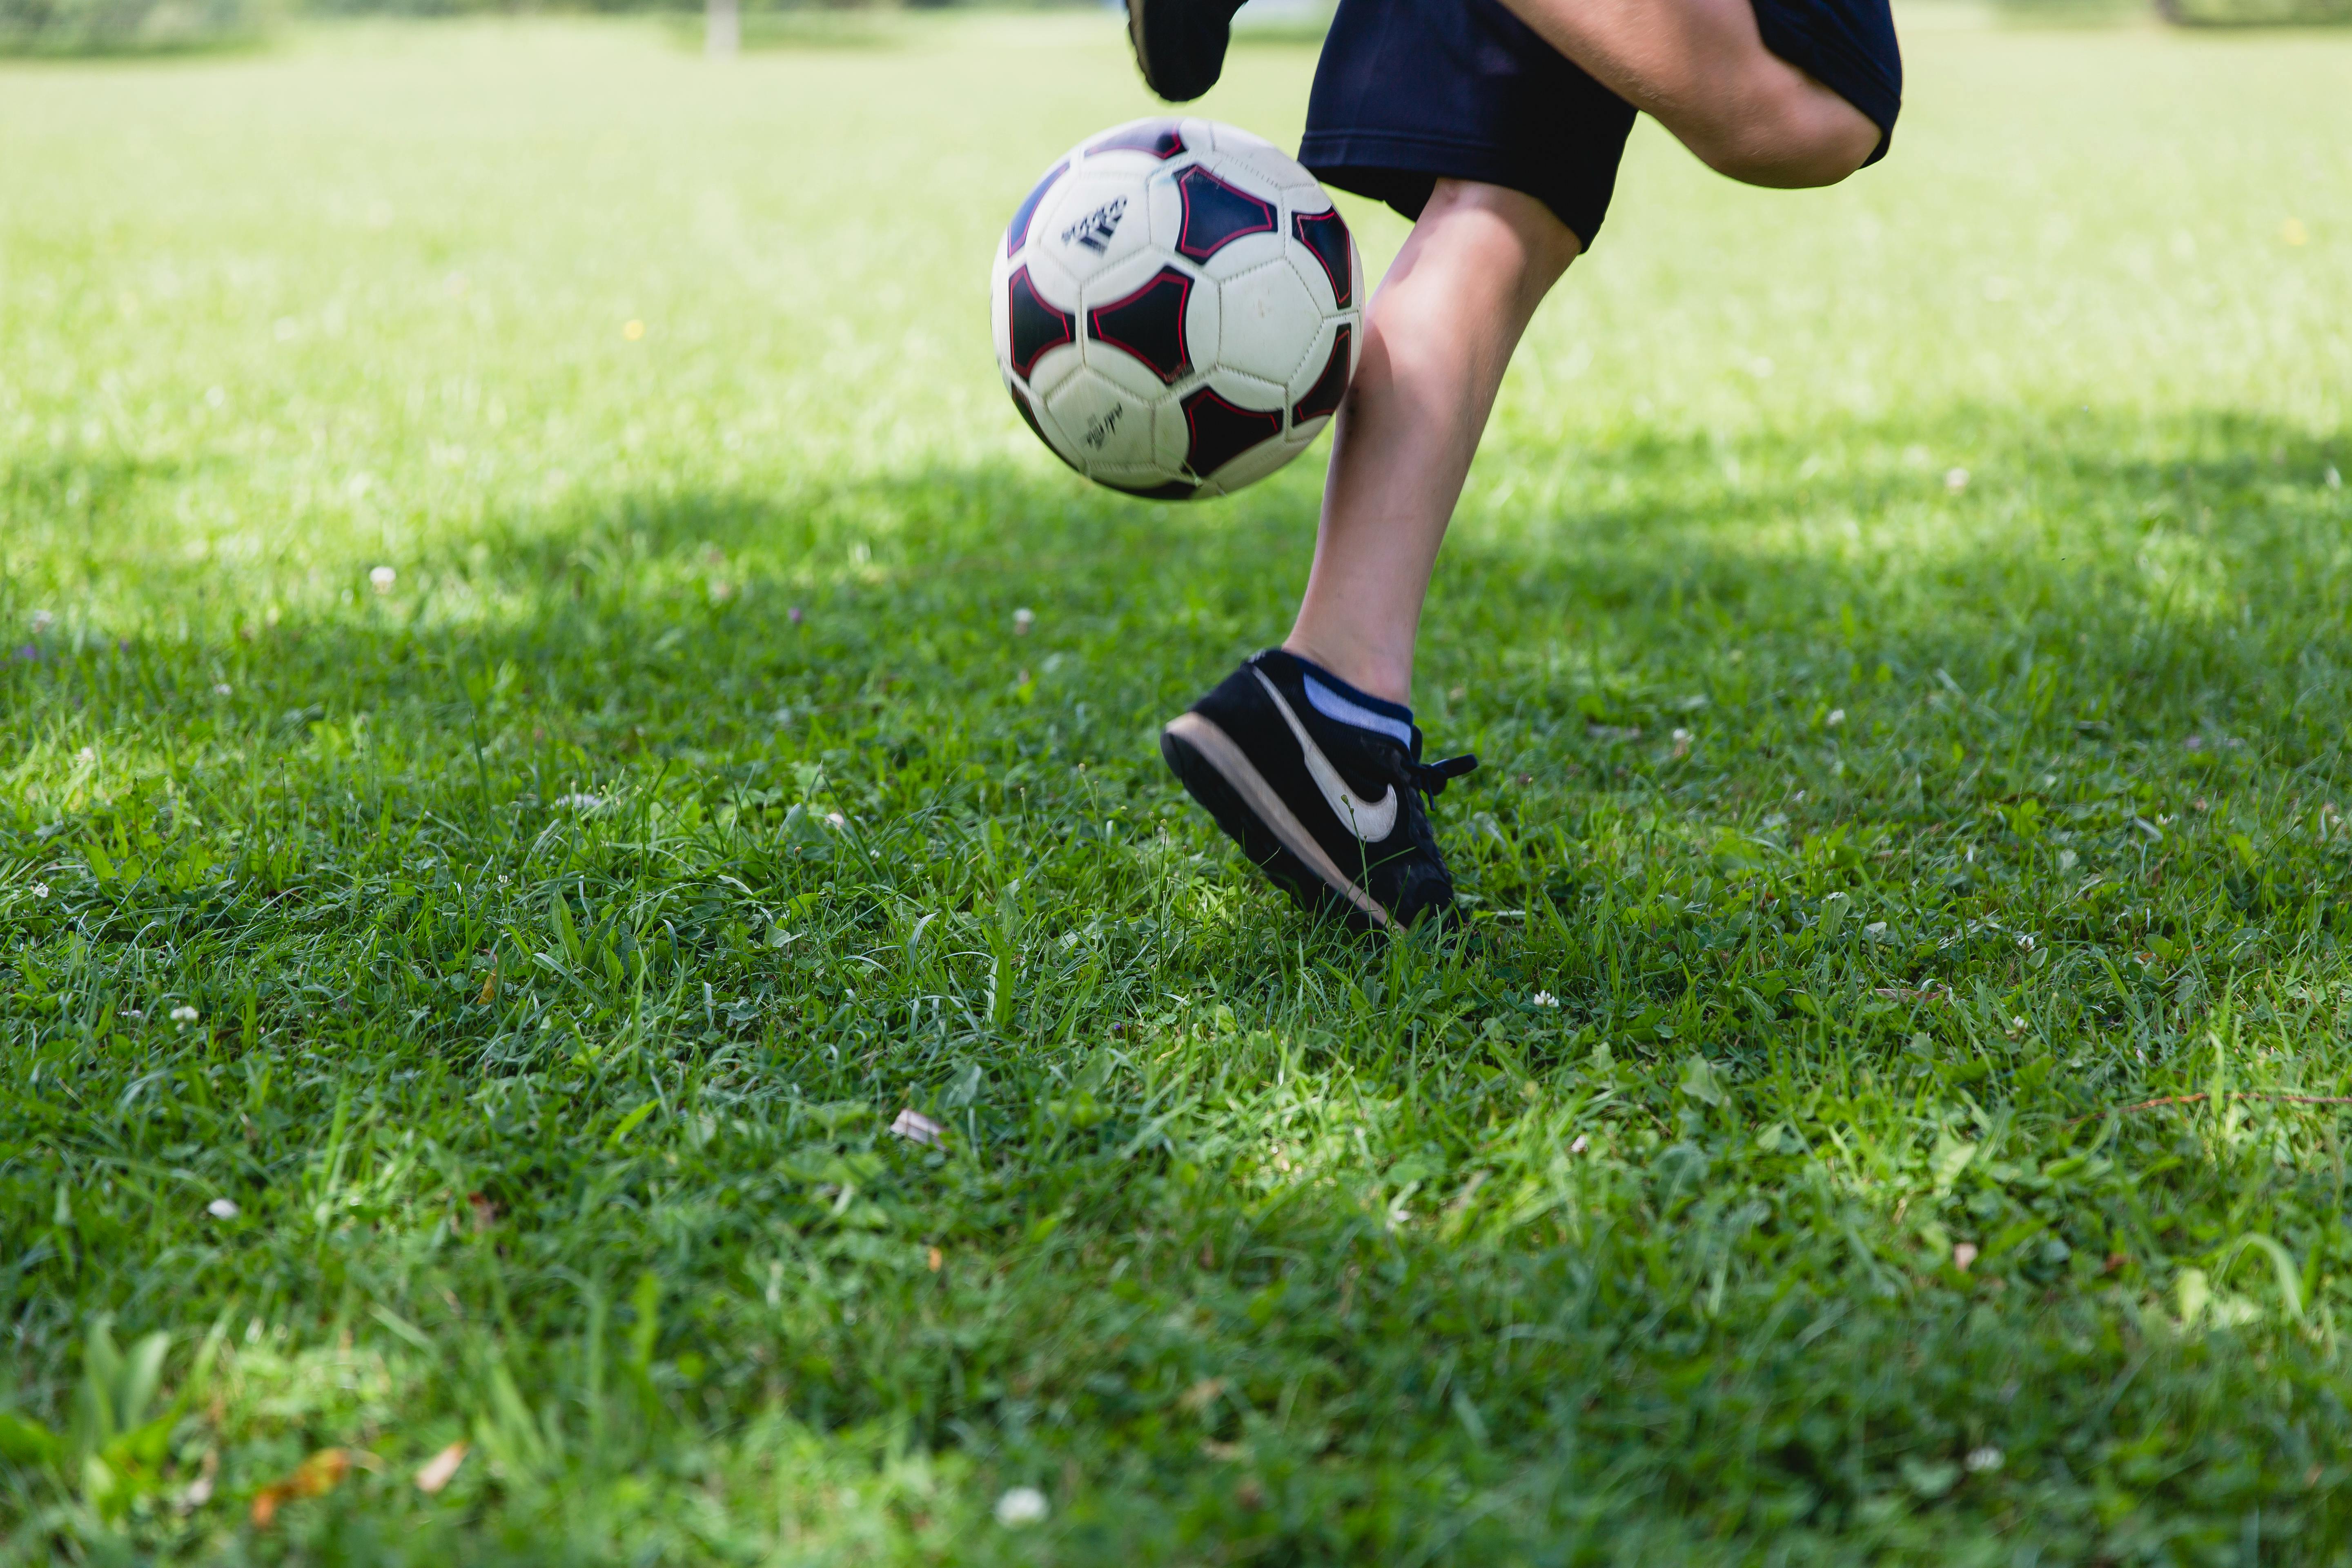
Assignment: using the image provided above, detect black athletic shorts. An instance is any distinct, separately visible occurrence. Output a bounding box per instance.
[1298,0,1902,249]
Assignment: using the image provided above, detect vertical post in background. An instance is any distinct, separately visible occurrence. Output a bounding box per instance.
[707,0,739,58]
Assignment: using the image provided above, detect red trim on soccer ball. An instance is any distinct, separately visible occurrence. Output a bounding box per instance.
[1088,121,1187,160]
[1181,385,1284,479]
[1005,161,1069,258]
[1174,166,1278,263]
[1292,324,1352,426]
[1290,208,1354,309]
[1004,266,1077,381]
[1085,266,1196,386]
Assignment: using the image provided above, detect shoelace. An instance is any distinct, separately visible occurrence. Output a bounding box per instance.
[1404,753,1478,797]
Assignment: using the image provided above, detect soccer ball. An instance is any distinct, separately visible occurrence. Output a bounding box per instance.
[990,116,1363,501]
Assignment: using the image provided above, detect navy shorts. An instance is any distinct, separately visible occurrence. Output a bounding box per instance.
[1298,0,1902,249]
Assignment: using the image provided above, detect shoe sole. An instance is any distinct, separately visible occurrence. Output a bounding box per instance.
[1162,711,1391,929]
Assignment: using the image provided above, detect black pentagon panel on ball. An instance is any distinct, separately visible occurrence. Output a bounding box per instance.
[1292,325,1352,426]
[1174,166,1277,263]
[1005,161,1068,258]
[1291,208,1353,308]
[1103,477,1202,501]
[1086,266,1195,385]
[1008,384,1078,472]
[1180,386,1284,478]
[1005,266,1076,380]
[1088,120,1187,160]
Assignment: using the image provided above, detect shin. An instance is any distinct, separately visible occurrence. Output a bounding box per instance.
[1283,180,1580,706]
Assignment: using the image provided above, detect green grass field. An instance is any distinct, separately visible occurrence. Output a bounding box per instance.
[4,11,2352,1563]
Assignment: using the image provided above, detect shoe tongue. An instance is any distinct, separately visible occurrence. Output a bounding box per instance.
[1263,650,1418,739]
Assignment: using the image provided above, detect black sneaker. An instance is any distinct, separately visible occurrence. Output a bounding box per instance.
[1160,649,1477,932]
[1125,0,1248,102]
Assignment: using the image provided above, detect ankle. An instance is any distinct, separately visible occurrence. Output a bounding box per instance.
[1278,636,1412,708]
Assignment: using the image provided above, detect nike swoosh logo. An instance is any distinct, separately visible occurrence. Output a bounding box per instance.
[1252,668,1398,842]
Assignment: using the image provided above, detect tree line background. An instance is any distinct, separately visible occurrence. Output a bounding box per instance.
[1,0,2343,96]
[0,0,1032,57]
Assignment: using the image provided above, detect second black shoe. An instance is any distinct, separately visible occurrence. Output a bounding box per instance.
[1160,649,1477,932]
[1125,0,1248,102]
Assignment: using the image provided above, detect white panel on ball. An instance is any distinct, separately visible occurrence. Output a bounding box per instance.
[1013,384,1085,472]
[1216,261,1321,386]
[1204,431,1311,496]
[1044,368,1156,475]
[1033,176,1153,283]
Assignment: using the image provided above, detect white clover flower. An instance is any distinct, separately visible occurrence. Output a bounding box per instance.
[891,1108,945,1147]
[207,1198,240,1220]
[76,746,96,763]
[1965,1446,2004,1473]
[1826,709,1845,727]
[1569,1134,1589,1154]
[994,1487,1049,1527]
[30,610,55,634]
[30,882,50,900]
[213,684,232,697]
[171,1004,200,1024]
[1012,607,1035,635]
[1532,991,1559,1008]
[1945,467,1971,493]
[369,566,397,592]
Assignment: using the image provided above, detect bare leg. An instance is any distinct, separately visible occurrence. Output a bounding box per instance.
[1282,180,1580,706]
[1283,0,1875,704]
[1495,0,1878,187]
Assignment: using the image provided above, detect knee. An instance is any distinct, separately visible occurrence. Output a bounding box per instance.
[1694,80,1879,189]
[1417,178,1584,293]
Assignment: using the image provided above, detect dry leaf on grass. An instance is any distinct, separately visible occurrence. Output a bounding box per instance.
[414,1440,468,1494]
[1177,1376,1227,1413]
[249,1448,353,1527]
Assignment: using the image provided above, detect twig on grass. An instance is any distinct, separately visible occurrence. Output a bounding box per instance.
[2071,1091,2352,1127]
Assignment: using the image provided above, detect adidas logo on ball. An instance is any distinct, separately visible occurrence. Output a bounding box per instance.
[990,117,1363,502]
[1061,197,1128,255]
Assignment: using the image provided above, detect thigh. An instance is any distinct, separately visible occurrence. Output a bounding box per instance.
[1508,0,1778,125]
[1301,0,1641,249]
[1494,0,1893,183]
